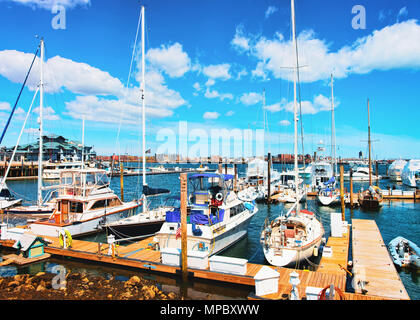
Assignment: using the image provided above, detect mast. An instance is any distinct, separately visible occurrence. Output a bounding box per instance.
[141,5,147,212]
[291,0,300,212]
[367,98,372,186]
[37,38,44,206]
[331,74,337,176]
[81,116,85,170]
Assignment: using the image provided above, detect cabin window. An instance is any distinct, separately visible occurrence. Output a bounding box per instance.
[60,173,73,185]
[230,203,246,218]
[69,201,84,213]
[96,172,109,186]
[0,188,12,198]
[86,173,95,186]
[91,199,107,210]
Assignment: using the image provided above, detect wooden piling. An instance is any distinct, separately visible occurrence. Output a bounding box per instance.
[234,163,237,192]
[340,165,345,220]
[119,162,124,202]
[180,173,188,284]
[349,168,354,208]
[267,153,271,203]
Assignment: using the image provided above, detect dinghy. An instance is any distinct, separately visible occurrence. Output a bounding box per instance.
[388,236,420,269]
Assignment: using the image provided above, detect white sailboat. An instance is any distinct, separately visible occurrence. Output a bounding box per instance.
[5,39,55,215]
[261,0,324,267]
[0,181,22,210]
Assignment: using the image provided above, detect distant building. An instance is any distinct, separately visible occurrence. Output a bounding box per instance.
[1,134,95,162]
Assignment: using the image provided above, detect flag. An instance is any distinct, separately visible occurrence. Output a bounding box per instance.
[175,223,181,240]
[145,149,151,154]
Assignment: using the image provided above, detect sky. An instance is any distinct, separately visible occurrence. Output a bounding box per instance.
[0,0,419,160]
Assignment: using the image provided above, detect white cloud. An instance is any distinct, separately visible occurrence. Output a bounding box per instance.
[146,42,191,78]
[264,94,336,115]
[279,120,291,126]
[0,50,124,96]
[231,25,250,52]
[226,110,235,116]
[265,6,278,19]
[205,78,215,87]
[202,63,231,80]
[193,82,201,91]
[203,111,220,120]
[239,92,263,106]
[0,102,11,111]
[244,20,420,83]
[7,0,90,9]
[33,106,60,120]
[204,87,233,101]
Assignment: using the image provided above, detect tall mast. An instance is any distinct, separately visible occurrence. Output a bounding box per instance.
[141,5,147,212]
[367,98,372,186]
[291,0,300,212]
[81,116,85,169]
[141,5,146,187]
[331,74,337,176]
[37,38,44,206]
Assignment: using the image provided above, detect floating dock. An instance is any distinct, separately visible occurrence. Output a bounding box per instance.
[0,220,410,300]
[351,219,410,300]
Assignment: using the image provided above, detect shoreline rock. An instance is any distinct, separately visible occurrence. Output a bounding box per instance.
[0,272,180,300]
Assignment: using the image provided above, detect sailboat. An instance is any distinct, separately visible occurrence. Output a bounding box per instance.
[261,0,324,267]
[317,74,340,206]
[104,6,171,240]
[358,99,383,209]
[0,181,22,210]
[5,39,55,215]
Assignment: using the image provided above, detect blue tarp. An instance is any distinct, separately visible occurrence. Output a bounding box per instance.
[165,209,225,225]
[324,176,336,186]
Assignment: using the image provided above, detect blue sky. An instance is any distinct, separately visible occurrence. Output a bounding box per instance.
[0,0,419,160]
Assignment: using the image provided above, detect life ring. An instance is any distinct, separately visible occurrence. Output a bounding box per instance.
[318,285,346,300]
[215,193,223,201]
[59,229,72,248]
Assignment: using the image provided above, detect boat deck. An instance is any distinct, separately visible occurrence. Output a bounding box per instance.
[351,219,410,300]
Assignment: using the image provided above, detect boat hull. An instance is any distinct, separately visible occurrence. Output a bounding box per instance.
[317,195,340,206]
[263,237,323,267]
[105,220,164,240]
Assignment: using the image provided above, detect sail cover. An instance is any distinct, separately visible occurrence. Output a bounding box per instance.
[143,185,170,197]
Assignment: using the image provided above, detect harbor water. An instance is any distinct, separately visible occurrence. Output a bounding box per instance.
[2,162,419,299]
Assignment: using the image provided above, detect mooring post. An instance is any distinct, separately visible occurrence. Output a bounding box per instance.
[267,153,271,203]
[234,163,237,192]
[180,172,188,284]
[119,161,124,202]
[340,165,345,221]
[224,163,228,175]
[350,168,354,209]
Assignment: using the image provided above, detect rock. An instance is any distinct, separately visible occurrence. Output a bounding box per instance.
[168,292,176,300]
[35,272,45,277]
[36,284,46,292]
[107,294,113,299]
[13,274,24,282]
[82,277,89,283]
[7,281,19,287]
[125,276,141,287]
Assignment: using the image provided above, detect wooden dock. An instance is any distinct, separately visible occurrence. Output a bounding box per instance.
[351,219,410,300]
[0,221,410,300]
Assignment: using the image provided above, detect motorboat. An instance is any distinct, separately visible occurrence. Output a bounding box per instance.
[388,159,407,182]
[309,160,334,190]
[0,180,22,210]
[388,236,420,269]
[43,160,86,180]
[401,159,420,188]
[343,166,381,182]
[154,173,258,256]
[26,168,141,237]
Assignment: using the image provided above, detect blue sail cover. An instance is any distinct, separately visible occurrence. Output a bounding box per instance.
[189,173,234,180]
[324,176,336,186]
[165,209,225,225]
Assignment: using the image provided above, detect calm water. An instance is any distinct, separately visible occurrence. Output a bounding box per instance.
[2,162,419,300]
